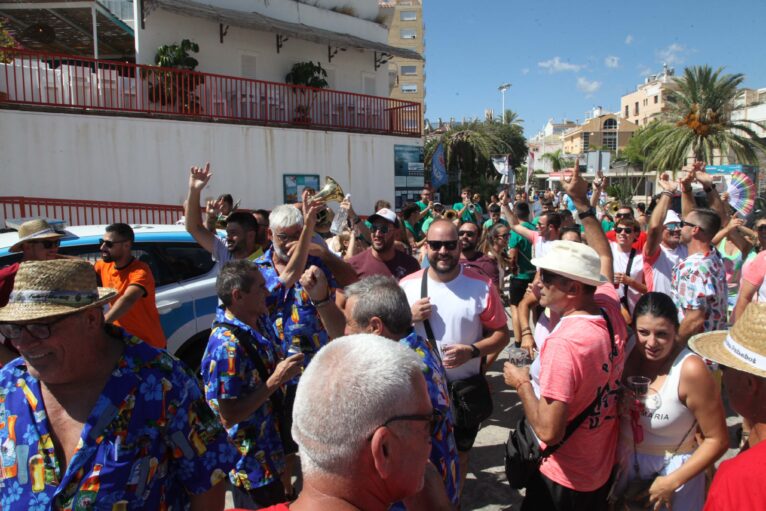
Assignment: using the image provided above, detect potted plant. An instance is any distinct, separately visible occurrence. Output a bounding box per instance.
[0,20,17,101]
[146,39,203,113]
[285,61,328,123]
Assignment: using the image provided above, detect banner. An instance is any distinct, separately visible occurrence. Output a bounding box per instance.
[432,143,448,189]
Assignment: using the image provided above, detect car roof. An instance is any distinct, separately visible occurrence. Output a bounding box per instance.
[0,224,198,256]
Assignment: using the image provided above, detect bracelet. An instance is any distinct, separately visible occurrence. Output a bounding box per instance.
[521,332,534,338]
[521,327,532,333]
[515,379,532,391]
[312,296,332,308]
[661,191,673,198]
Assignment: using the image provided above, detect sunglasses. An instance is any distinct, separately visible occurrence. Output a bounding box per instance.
[99,238,129,248]
[458,230,477,237]
[371,224,391,234]
[664,223,681,231]
[368,409,444,439]
[680,220,703,231]
[0,315,70,340]
[427,240,459,251]
[614,227,634,234]
[539,269,569,286]
[29,239,60,249]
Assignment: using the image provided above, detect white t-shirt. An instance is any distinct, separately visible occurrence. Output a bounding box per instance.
[610,242,644,313]
[644,243,688,296]
[400,267,507,381]
[531,231,554,259]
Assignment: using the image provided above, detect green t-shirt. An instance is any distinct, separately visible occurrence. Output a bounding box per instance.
[482,218,509,231]
[415,200,432,234]
[452,202,483,223]
[508,221,535,280]
[404,220,422,242]
[601,219,615,233]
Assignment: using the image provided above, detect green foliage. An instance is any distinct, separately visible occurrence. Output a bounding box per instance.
[540,149,571,172]
[644,65,766,171]
[285,61,329,89]
[424,119,528,202]
[155,39,199,70]
[0,19,17,64]
[605,183,634,204]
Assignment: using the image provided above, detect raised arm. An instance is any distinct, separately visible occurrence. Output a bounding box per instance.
[679,166,697,219]
[184,164,219,254]
[563,159,613,282]
[693,165,730,227]
[645,174,676,257]
[279,202,321,289]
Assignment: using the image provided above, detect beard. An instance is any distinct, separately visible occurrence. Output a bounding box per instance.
[101,252,114,262]
[429,252,457,274]
[273,244,290,263]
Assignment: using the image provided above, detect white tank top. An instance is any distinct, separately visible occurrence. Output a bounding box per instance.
[628,348,698,453]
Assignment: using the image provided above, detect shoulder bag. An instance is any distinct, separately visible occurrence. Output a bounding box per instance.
[504,309,616,489]
[421,270,493,429]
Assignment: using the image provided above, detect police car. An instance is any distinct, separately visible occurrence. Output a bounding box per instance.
[0,224,219,369]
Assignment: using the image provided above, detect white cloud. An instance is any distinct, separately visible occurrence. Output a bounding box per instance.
[657,43,685,65]
[577,77,602,96]
[625,34,634,45]
[537,57,583,73]
[605,56,620,68]
[638,65,653,77]
[521,68,530,75]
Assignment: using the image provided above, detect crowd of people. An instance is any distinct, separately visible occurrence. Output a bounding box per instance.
[0,159,764,511]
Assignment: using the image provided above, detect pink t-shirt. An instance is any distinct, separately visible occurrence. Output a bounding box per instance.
[741,251,766,302]
[538,284,627,491]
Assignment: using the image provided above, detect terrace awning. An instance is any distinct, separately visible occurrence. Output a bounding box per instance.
[0,0,135,60]
[147,0,423,61]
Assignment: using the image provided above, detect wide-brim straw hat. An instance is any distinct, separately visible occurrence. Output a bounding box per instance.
[530,240,608,287]
[0,260,116,322]
[9,219,65,253]
[689,303,766,378]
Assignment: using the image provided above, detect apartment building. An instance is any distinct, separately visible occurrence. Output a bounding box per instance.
[562,108,638,155]
[620,64,674,127]
[382,0,425,118]
[528,119,578,172]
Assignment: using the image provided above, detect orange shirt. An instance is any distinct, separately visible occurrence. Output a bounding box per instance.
[95,259,167,349]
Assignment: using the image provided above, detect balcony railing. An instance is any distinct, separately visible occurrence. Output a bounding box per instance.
[0,48,422,137]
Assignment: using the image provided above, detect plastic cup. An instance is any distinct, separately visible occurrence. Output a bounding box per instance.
[626,375,651,397]
[507,346,532,368]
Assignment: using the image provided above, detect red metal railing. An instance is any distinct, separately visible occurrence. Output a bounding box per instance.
[0,48,422,137]
[0,196,185,227]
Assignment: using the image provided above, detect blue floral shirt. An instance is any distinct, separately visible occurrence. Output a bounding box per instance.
[0,335,234,510]
[394,330,460,508]
[254,247,337,372]
[201,307,285,490]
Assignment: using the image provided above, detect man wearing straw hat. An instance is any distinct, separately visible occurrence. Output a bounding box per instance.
[688,303,766,510]
[0,259,236,509]
[0,219,67,365]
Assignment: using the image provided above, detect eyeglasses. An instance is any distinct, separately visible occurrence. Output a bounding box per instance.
[426,240,458,251]
[664,223,681,231]
[368,409,444,439]
[680,220,703,231]
[371,224,390,234]
[539,269,569,286]
[0,315,71,340]
[99,238,129,248]
[275,232,300,243]
[614,227,634,234]
[458,230,477,237]
[28,239,60,249]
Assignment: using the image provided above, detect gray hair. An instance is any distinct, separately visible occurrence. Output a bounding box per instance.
[292,334,425,476]
[215,260,256,307]
[344,276,412,337]
[269,204,303,231]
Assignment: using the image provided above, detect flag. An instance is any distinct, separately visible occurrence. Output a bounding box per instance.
[432,143,448,189]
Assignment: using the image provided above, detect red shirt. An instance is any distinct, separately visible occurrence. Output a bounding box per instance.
[704,440,766,510]
[348,248,420,281]
[0,262,19,307]
[605,229,647,251]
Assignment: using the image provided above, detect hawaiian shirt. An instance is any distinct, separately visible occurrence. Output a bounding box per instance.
[201,307,285,491]
[0,335,234,510]
[254,247,337,373]
[671,248,728,330]
[392,330,460,508]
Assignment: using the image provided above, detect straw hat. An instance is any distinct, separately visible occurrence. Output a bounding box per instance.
[530,240,607,287]
[9,219,65,253]
[0,260,116,322]
[689,303,766,378]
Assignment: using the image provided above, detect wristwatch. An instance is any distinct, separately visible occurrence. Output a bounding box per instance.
[576,207,596,220]
[469,344,481,359]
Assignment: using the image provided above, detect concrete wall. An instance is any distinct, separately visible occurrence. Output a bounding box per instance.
[0,109,421,214]
[136,7,388,97]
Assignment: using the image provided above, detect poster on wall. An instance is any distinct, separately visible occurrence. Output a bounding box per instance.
[394,144,425,209]
[283,174,320,204]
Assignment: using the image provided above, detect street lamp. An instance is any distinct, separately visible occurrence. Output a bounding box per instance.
[498,82,511,123]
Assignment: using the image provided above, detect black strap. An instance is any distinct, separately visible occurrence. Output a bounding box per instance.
[620,248,637,313]
[420,270,439,355]
[541,308,617,457]
[213,321,284,412]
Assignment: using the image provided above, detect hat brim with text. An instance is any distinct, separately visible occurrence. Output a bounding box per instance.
[530,240,608,287]
[689,302,766,378]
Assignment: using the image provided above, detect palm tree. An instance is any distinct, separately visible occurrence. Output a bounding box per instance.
[643,65,766,171]
[503,109,524,127]
[540,149,572,172]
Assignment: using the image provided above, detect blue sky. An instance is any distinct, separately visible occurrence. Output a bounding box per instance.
[423,0,766,136]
